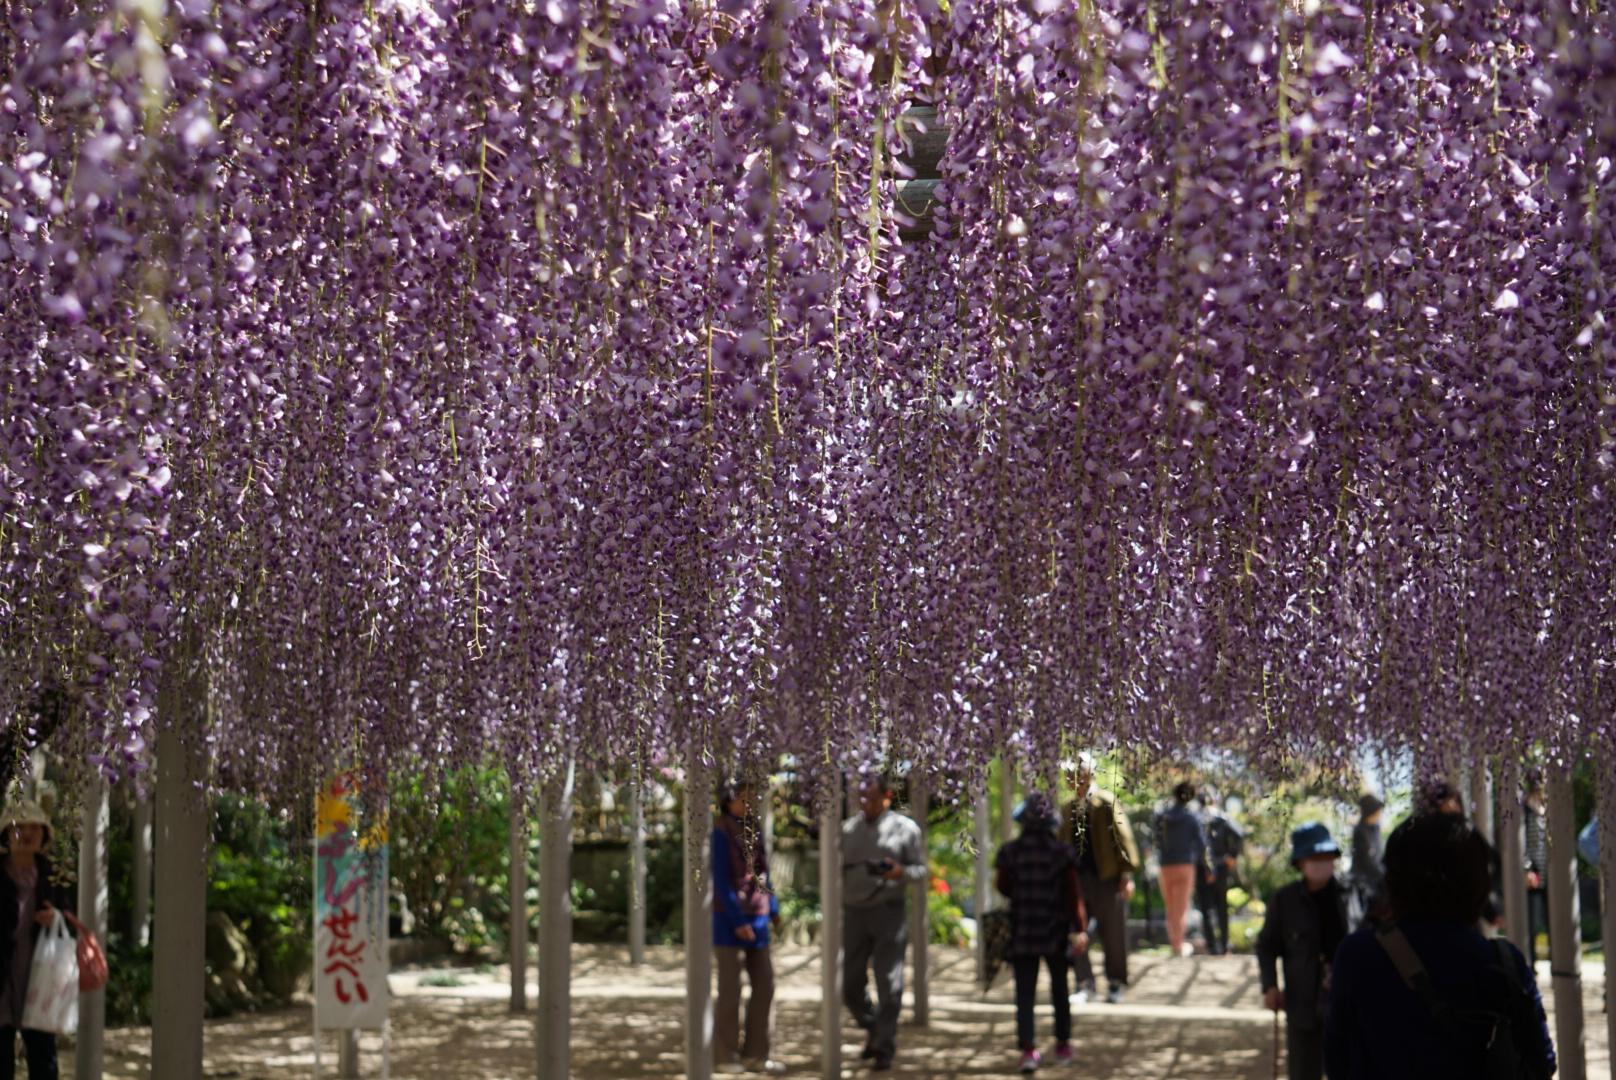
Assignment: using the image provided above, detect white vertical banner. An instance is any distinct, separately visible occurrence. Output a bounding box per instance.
[315,771,390,1031]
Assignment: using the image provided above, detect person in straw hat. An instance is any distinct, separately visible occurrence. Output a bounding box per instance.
[0,797,72,1079]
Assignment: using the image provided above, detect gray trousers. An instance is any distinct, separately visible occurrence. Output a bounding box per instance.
[1071,871,1129,990]
[715,946,774,1064]
[843,902,908,1059]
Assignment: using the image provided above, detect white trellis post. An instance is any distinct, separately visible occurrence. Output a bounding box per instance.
[998,762,1015,848]
[510,788,529,1012]
[629,776,647,967]
[1498,757,1531,954]
[132,796,153,946]
[908,773,929,1027]
[819,786,843,1080]
[1468,760,1492,843]
[152,719,207,1079]
[684,747,713,1080]
[537,760,574,1079]
[1595,750,1616,1067]
[974,788,991,985]
[75,775,109,1080]
[1546,765,1585,1080]
[339,1032,360,1077]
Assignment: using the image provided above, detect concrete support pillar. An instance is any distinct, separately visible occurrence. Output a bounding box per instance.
[1594,751,1616,1069]
[1497,757,1531,954]
[908,774,929,1026]
[510,789,529,1012]
[537,760,574,1080]
[819,791,843,1080]
[1546,765,1585,1080]
[974,788,991,985]
[628,778,647,967]
[683,749,713,1080]
[75,776,108,1080]
[152,721,207,1079]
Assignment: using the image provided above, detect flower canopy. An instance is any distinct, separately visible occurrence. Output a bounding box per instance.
[3,0,1613,798]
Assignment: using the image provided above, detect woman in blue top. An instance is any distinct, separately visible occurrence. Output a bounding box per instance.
[1155,781,1211,957]
[711,779,783,1075]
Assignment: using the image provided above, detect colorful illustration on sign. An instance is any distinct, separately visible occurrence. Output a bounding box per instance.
[314,771,389,1030]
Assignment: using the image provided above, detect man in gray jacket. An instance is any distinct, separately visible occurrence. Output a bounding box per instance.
[842,773,926,1071]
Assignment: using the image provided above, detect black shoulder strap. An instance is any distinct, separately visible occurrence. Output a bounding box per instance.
[1375,924,1448,1017]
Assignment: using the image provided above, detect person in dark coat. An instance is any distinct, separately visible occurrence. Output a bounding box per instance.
[1523,780,1551,964]
[0,799,73,1080]
[1349,794,1387,928]
[1256,822,1347,1080]
[996,791,1085,1075]
[1196,798,1243,955]
[1324,813,1556,1080]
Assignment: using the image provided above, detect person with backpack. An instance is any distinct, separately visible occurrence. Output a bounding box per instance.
[1196,796,1243,955]
[1255,822,1348,1080]
[995,791,1086,1074]
[1324,813,1556,1080]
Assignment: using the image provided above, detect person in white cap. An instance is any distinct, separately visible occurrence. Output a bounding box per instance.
[0,798,72,1080]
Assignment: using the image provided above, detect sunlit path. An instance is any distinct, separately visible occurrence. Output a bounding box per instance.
[94,945,1610,1079]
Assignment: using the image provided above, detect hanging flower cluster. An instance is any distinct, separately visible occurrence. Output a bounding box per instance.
[2,0,1612,798]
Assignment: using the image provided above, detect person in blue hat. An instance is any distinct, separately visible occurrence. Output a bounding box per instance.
[1256,821,1348,1080]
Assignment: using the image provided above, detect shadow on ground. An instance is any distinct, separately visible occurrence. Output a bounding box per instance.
[96,944,1610,1079]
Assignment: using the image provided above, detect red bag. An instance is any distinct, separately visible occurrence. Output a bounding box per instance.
[62,914,109,993]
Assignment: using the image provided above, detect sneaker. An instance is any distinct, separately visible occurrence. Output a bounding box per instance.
[1053,1042,1074,1066]
[1105,985,1125,1005]
[860,1039,877,1060]
[1019,1049,1042,1073]
[1069,988,1089,1006]
[746,1060,787,1075]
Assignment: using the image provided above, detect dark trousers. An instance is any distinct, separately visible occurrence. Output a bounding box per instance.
[1197,874,1230,955]
[843,902,907,1060]
[1285,1021,1323,1080]
[0,1029,57,1080]
[1527,886,1549,964]
[1012,952,1072,1051]
[715,945,774,1064]
[1071,871,1128,990]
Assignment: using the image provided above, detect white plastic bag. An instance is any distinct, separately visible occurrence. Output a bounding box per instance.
[20,910,78,1036]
